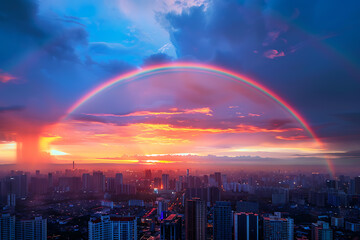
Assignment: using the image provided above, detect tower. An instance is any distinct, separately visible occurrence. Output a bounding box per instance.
[234,212,259,240]
[213,201,232,240]
[185,198,206,240]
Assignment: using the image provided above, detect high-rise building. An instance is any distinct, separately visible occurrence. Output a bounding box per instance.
[162,174,169,190]
[2,175,28,200]
[214,172,222,188]
[47,173,53,190]
[93,171,105,192]
[7,194,16,207]
[154,177,162,188]
[185,187,220,205]
[354,176,360,195]
[58,177,81,192]
[185,198,206,240]
[331,217,344,228]
[272,188,289,205]
[106,177,115,192]
[213,201,232,240]
[145,170,152,180]
[16,216,47,240]
[0,213,15,240]
[311,221,333,240]
[29,177,47,195]
[160,214,182,240]
[82,173,92,191]
[88,215,137,240]
[263,212,294,240]
[326,179,338,189]
[234,213,259,240]
[115,173,123,186]
[157,198,169,219]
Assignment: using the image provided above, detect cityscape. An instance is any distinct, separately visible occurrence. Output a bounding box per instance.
[1,0,360,239]
[0,166,359,239]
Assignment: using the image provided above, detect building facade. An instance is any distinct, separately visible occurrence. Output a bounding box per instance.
[88,215,137,240]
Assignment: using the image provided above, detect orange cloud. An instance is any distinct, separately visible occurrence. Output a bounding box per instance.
[248,113,261,117]
[276,135,308,141]
[85,107,213,117]
[130,123,302,134]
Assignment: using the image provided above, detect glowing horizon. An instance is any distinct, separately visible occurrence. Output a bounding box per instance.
[37,63,335,176]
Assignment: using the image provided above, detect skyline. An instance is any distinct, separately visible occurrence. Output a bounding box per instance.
[0,0,360,177]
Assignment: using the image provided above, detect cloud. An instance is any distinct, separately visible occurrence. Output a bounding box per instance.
[0,71,17,83]
[143,53,173,66]
[0,106,25,113]
[160,0,360,151]
[85,107,213,117]
[0,0,138,163]
[275,135,308,141]
[263,49,285,59]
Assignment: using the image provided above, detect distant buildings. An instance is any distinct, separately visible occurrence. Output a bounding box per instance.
[160,214,182,240]
[185,198,206,240]
[272,188,289,205]
[263,212,294,240]
[184,187,220,206]
[213,201,232,240]
[236,201,259,213]
[145,170,152,180]
[234,212,259,240]
[88,215,137,240]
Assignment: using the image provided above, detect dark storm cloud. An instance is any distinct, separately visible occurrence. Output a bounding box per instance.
[0,106,25,113]
[0,0,134,148]
[161,0,360,149]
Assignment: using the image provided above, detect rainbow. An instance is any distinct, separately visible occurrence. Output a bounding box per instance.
[65,62,334,176]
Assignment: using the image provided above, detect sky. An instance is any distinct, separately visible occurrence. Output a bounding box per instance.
[0,0,360,172]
